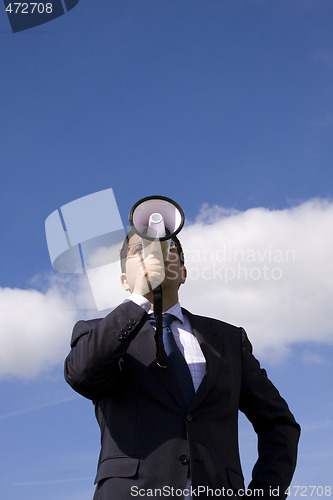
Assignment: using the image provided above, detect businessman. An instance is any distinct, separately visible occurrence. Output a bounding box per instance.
[64,230,300,499]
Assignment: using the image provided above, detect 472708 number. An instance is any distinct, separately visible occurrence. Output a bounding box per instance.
[5,3,53,14]
[285,486,332,497]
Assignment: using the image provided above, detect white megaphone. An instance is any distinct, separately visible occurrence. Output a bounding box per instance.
[129,194,184,242]
[129,195,185,266]
[128,195,185,367]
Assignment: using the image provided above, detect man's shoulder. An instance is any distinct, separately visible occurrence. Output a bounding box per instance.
[181,307,243,335]
[77,300,144,324]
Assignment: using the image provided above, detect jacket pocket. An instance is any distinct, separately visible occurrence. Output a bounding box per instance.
[94,456,139,484]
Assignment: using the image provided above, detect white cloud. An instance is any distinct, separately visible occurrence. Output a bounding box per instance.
[0,276,100,380]
[180,198,333,362]
[0,199,332,379]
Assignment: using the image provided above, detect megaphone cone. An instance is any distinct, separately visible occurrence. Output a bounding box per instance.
[129,195,184,241]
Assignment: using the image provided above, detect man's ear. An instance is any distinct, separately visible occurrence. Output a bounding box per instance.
[180,266,187,285]
[120,273,130,292]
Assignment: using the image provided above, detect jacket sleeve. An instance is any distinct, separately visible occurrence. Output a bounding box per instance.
[64,300,148,400]
[239,328,300,500]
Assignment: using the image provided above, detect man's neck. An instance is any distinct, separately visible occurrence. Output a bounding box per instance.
[149,294,179,313]
[162,297,179,312]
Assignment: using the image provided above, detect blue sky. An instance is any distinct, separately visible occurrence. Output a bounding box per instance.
[0,1,332,499]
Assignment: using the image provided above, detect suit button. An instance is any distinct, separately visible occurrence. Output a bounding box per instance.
[116,333,124,340]
[130,319,137,325]
[124,323,132,330]
[179,454,189,465]
[186,414,193,422]
[120,329,127,334]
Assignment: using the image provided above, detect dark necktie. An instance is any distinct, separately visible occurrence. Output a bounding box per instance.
[149,313,195,408]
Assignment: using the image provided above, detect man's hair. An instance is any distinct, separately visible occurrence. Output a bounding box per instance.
[120,229,185,273]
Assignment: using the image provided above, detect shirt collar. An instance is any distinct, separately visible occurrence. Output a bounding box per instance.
[164,302,184,324]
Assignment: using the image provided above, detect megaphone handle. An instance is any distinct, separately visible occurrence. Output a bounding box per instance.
[153,286,167,368]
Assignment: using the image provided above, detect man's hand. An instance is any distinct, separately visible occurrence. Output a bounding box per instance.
[132,241,166,296]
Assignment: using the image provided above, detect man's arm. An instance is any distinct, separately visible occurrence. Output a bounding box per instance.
[64,300,148,400]
[239,329,300,500]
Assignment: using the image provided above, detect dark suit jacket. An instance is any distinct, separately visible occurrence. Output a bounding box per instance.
[64,300,300,499]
